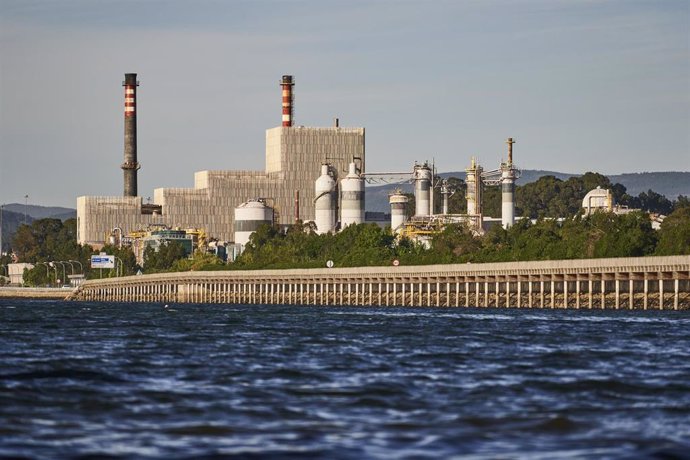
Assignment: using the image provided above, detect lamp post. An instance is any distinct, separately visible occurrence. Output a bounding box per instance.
[49,261,66,286]
[114,256,124,277]
[62,260,75,275]
[69,260,83,274]
[56,261,67,285]
[35,262,50,278]
[35,262,52,286]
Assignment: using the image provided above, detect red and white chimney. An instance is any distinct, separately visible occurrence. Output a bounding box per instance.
[121,73,140,197]
[281,75,294,127]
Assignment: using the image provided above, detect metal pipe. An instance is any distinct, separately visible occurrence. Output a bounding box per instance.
[294,190,300,223]
[506,137,514,165]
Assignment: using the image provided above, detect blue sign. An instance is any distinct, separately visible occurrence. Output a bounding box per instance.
[91,255,115,269]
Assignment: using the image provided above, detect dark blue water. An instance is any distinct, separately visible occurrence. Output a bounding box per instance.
[1,300,689,459]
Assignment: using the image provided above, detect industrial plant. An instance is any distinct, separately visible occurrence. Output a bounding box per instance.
[77,73,524,256]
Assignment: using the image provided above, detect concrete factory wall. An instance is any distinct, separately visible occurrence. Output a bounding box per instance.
[77,126,365,245]
[77,196,169,247]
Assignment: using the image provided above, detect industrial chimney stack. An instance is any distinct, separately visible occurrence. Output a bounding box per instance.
[122,73,140,197]
[281,75,294,127]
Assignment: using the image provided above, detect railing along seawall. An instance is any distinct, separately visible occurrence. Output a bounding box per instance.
[70,255,690,310]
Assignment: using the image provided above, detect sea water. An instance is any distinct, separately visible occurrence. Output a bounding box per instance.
[1,300,689,459]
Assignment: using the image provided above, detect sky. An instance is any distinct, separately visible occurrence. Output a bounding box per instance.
[1,0,688,208]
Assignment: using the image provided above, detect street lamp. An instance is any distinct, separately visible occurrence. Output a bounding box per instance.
[114,256,124,277]
[69,260,83,274]
[35,262,50,278]
[62,260,75,275]
[34,262,52,286]
[49,261,66,286]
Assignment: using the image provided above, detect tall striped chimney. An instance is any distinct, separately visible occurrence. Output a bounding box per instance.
[281,75,294,127]
[121,73,140,197]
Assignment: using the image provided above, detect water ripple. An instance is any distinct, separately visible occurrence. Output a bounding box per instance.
[1,301,689,459]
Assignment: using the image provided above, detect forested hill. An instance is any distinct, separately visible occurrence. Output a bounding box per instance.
[366,170,690,212]
[607,172,690,198]
[3,203,76,220]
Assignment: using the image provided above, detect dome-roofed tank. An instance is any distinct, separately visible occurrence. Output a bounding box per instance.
[314,164,337,234]
[234,199,274,247]
[340,162,364,228]
[582,186,613,216]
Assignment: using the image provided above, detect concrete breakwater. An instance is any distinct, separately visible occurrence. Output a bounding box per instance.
[68,256,690,310]
[0,287,74,300]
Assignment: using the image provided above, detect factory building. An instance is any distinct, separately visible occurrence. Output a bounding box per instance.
[77,74,365,247]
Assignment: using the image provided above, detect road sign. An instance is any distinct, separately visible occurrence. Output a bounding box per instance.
[91,255,115,269]
[393,259,400,266]
[326,260,334,268]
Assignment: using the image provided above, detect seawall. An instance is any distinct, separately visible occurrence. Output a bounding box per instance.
[0,287,73,300]
[69,255,690,310]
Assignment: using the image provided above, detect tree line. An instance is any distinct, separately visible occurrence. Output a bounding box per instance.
[231,204,688,270]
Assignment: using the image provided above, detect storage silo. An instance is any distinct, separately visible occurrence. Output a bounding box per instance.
[234,199,274,247]
[340,162,364,228]
[314,164,337,234]
[389,189,409,233]
[501,138,516,229]
[414,163,432,217]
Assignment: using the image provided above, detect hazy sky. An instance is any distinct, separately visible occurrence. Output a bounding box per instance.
[1,0,688,208]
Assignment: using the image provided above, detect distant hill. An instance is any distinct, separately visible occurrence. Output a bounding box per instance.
[3,203,76,221]
[515,170,576,185]
[1,204,75,254]
[607,172,690,199]
[365,170,690,212]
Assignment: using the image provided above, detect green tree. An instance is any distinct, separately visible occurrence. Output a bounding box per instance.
[673,195,690,211]
[172,250,224,271]
[144,241,188,272]
[637,189,674,215]
[429,223,480,263]
[655,207,690,255]
[585,212,657,257]
[14,218,94,284]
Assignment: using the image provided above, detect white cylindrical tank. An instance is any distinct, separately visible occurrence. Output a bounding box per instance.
[501,169,515,228]
[234,199,274,246]
[440,180,450,215]
[389,190,409,233]
[314,164,337,234]
[340,162,364,228]
[414,163,432,217]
